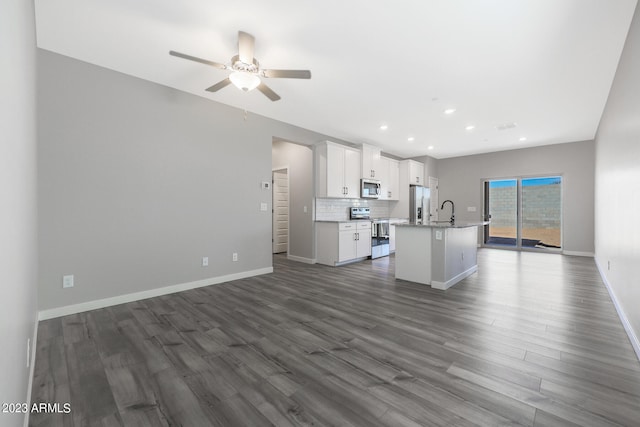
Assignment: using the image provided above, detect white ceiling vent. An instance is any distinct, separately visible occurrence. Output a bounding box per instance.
[496,122,518,131]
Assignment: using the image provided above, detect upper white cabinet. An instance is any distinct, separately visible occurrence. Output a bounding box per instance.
[401,159,424,186]
[361,144,382,179]
[316,141,361,198]
[379,157,399,200]
[388,158,400,200]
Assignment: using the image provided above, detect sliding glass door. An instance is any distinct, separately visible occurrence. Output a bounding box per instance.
[484,179,518,247]
[483,176,562,251]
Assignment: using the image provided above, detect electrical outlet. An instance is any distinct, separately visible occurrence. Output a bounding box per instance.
[202,257,209,267]
[467,206,477,212]
[63,274,74,288]
[232,252,238,262]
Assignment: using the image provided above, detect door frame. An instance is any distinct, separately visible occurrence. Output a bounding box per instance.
[272,166,290,255]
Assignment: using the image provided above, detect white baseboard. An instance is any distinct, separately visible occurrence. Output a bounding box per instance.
[595,258,640,362]
[38,267,273,321]
[432,265,478,290]
[24,312,39,427]
[563,250,595,257]
[287,254,316,264]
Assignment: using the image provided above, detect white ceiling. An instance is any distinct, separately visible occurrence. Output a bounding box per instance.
[34,0,637,159]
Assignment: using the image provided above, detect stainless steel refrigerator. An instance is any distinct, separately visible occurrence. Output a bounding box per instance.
[409,185,431,224]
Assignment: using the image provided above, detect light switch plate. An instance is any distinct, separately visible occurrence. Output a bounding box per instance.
[435,230,443,240]
[260,202,268,211]
[467,206,477,212]
[63,274,74,288]
[261,181,271,190]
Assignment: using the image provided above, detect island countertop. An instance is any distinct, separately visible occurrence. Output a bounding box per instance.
[396,221,489,229]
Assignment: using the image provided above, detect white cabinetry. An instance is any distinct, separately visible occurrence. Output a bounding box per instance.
[388,158,399,200]
[316,141,361,198]
[378,157,390,200]
[378,157,399,201]
[403,159,424,186]
[361,144,381,179]
[316,221,372,266]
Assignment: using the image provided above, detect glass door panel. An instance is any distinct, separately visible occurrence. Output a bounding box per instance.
[484,179,518,247]
[521,177,562,249]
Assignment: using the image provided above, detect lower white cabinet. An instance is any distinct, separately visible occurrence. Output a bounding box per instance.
[316,221,372,266]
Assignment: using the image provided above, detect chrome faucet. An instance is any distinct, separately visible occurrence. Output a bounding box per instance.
[441,200,455,224]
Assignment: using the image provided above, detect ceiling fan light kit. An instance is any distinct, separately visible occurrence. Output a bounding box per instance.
[170,30,311,101]
[229,71,261,92]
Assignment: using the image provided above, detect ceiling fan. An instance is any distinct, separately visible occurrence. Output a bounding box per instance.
[169,31,311,102]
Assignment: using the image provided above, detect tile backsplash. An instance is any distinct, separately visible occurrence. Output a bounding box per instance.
[315,198,394,221]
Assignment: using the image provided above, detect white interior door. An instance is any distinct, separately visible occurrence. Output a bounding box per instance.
[272,169,289,254]
[429,176,439,221]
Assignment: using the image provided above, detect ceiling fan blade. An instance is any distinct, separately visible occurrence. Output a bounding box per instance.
[238,31,255,64]
[257,82,281,101]
[169,50,226,69]
[262,69,311,79]
[205,78,232,92]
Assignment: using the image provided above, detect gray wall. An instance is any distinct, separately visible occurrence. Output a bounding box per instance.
[38,50,339,312]
[594,2,640,353]
[1,0,39,424]
[271,140,314,261]
[436,141,595,254]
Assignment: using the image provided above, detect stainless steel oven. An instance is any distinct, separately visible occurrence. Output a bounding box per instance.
[371,219,390,259]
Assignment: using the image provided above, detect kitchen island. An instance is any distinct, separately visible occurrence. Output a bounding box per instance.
[395,221,488,289]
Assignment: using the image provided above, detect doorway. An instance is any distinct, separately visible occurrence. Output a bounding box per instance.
[272,168,289,254]
[483,176,562,250]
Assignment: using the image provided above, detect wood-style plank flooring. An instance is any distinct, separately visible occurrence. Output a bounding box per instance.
[30,249,640,426]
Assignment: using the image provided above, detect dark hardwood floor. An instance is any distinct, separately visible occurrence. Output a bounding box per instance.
[30,249,640,426]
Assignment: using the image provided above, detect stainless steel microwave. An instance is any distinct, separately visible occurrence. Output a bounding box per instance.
[361,179,381,199]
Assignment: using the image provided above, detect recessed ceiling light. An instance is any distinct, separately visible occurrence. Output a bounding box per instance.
[444,108,456,115]
[427,146,434,150]
[380,124,388,130]
[465,125,475,131]
[408,137,415,142]
[519,136,527,141]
